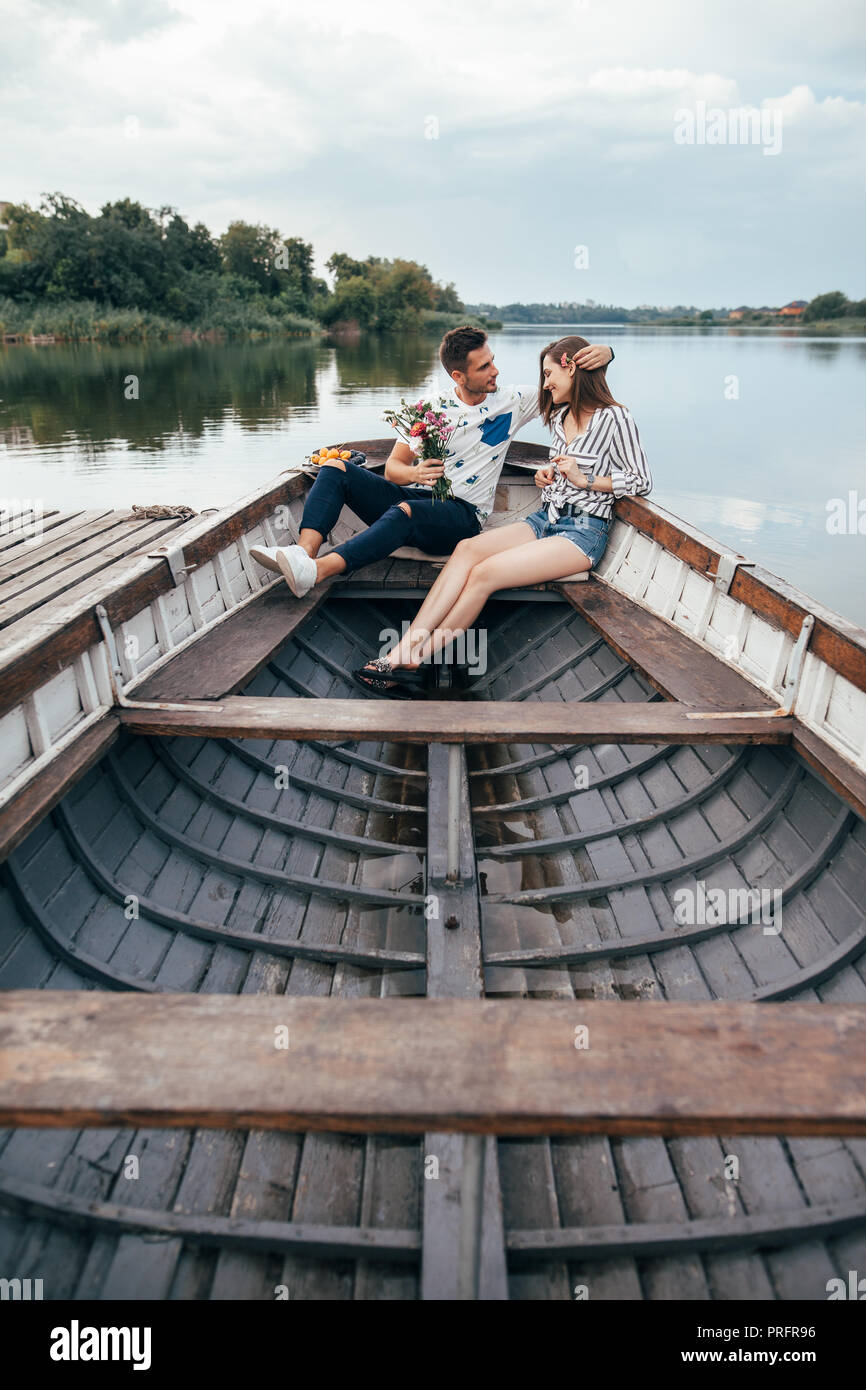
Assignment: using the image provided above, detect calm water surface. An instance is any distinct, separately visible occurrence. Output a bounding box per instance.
[1,325,864,624]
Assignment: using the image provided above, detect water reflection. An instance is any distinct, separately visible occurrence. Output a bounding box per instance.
[0,326,864,624]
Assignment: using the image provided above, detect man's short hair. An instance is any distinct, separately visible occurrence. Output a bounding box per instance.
[439,325,488,377]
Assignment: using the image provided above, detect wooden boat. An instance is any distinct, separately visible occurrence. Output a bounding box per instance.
[1,440,865,1301]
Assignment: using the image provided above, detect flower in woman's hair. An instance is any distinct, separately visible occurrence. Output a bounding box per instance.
[560,353,568,367]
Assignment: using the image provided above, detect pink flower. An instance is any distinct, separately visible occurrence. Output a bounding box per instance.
[560,353,568,367]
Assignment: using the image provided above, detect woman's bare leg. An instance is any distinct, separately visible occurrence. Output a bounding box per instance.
[406,537,591,665]
[382,522,536,667]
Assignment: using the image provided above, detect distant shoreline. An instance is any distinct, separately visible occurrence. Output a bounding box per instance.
[3,317,863,349]
[495,320,866,335]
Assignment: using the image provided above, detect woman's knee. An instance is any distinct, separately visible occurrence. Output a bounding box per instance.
[466,556,497,589]
[450,535,487,567]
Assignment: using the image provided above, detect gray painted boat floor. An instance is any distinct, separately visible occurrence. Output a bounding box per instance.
[2,593,866,1300]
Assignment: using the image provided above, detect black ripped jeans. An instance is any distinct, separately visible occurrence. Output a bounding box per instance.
[301,460,481,573]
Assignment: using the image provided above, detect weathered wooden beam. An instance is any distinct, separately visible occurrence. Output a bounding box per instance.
[2,994,864,1137]
[422,744,507,1300]
[117,697,793,745]
[557,577,775,711]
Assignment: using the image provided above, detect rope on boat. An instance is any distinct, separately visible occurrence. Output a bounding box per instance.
[131,503,198,520]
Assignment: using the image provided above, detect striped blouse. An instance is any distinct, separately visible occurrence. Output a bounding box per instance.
[541,404,652,522]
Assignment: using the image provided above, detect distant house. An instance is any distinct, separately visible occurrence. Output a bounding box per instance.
[728,307,749,320]
[778,300,807,317]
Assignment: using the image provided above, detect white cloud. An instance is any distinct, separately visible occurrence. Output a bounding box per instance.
[1,0,863,303]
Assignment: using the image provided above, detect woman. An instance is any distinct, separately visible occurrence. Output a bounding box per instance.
[354,335,652,694]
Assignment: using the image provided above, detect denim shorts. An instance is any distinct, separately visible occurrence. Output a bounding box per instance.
[523,507,611,567]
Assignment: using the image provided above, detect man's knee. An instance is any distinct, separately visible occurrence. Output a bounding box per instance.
[319,458,347,472]
[398,501,412,516]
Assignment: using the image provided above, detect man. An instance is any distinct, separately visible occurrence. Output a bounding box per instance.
[250,326,614,596]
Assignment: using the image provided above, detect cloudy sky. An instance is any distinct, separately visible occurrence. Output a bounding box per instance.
[3,0,864,307]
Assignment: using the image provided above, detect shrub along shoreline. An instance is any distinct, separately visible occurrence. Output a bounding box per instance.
[0,297,321,343]
[0,301,500,344]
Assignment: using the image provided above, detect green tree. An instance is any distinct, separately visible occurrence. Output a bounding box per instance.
[163,214,221,277]
[434,281,462,312]
[326,252,371,283]
[320,275,376,327]
[375,258,435,329]
[219,221,282,292]
[803,291,848,321]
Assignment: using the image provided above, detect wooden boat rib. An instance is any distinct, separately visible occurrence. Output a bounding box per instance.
[1,441,865,1300]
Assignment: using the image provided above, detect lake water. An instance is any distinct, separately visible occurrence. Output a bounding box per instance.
[1,325,864,624]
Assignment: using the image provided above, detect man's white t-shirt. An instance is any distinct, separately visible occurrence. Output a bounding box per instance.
[400,383,539,521]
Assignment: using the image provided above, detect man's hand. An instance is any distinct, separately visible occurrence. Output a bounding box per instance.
[534,465,556,488]
[414,458,445,486]
[574,344,613,370]
[385,441,445,486]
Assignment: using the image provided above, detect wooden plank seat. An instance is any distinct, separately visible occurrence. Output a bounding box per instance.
[2,993,864,1137]
[134,583,337,702]
[118,697,792,744]
[558,576,777,711]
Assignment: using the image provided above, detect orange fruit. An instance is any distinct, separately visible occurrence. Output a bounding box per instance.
[328,448,340,458]
[340,450,351,460]
[319,447,328,457]
[311,453,320,463]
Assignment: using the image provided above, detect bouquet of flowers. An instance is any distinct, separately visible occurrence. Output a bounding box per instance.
[382,397,454,502]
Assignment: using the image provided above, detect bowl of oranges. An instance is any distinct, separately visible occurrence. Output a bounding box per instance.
[307,445,367,468]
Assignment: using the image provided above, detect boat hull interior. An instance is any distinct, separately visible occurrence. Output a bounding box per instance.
[2,588,865,1300]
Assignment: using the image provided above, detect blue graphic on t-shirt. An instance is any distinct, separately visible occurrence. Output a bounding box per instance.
[479,412,512,447]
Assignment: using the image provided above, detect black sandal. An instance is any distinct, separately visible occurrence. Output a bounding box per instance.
[352,658,426,698]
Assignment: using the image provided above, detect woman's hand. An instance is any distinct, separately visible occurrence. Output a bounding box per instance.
[551,454,591,488]
[534,465,556,488]
[414,458,446,486]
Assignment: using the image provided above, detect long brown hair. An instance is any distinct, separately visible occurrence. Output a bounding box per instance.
[538,335,622,427]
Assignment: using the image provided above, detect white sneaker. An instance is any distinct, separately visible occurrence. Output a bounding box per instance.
[275,544,317,597]
[248,545,282,574]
